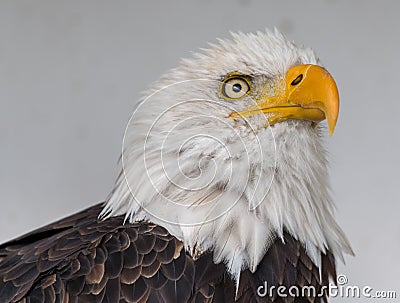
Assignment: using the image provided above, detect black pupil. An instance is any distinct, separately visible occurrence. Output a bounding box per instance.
[232,83,242,93]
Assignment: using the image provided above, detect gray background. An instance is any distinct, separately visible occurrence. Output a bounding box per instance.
[1,1,399,301]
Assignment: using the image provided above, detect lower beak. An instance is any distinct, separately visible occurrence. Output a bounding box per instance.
[230,64,340,135]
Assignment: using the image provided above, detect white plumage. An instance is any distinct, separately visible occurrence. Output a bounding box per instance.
[102,29,353,282]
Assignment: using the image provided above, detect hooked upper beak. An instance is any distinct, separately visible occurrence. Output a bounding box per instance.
[229,64,339,135]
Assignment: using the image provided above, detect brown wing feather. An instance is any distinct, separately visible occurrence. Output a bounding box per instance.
[0,203,336,303]
[0,204,220,303]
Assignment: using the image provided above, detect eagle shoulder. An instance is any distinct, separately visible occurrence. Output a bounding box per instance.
[0,203,336,303]
[0,203,224,303]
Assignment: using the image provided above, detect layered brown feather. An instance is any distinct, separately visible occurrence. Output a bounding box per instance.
[0,203,336,303]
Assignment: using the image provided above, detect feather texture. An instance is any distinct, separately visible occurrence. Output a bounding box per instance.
[0,203,335,302]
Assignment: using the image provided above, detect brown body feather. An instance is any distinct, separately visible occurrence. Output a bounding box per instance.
[0,203,336,303]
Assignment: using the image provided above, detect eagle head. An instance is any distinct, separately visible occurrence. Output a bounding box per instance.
[102,29,352,281]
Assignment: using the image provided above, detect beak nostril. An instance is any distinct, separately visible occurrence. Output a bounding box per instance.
[291,74,303,86]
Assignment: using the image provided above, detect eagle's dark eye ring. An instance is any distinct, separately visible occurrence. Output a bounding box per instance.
[220,76,251,100]
[291,74,303,86]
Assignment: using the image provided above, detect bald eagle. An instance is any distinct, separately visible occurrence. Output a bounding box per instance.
[0,30,352,303]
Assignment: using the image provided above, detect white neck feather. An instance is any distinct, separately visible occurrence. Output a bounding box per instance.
[102,119,352,281]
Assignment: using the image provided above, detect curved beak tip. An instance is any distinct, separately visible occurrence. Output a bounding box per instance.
[287,64,340,136]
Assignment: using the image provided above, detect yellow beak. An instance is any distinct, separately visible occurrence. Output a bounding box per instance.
[230,64,339,135]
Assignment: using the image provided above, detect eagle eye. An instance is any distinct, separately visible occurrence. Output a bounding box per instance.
[220,76,251,100]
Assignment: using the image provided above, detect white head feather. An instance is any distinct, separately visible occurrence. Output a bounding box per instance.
[101,29,353,281]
